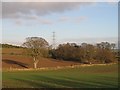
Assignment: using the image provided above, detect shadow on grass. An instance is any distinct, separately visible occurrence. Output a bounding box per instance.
[4,74,118,88]
[11,78,67,88]
[60,76,118,88]
[16,75,114,88]
[3,59,28,68]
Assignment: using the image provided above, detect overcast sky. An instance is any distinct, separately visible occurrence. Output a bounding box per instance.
[1,1,118,46]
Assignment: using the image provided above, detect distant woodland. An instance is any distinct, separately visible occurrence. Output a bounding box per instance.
[1,39,119,64]
[50,42,118,64]
[1,44,22,48]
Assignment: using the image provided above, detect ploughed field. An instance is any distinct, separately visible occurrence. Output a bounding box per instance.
[2,48,81,69]
[2,48,119,88]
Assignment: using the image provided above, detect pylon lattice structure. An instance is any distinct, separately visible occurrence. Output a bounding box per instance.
[52,32,56,49]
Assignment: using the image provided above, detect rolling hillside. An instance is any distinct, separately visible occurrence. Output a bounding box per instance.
[2,48,81,69]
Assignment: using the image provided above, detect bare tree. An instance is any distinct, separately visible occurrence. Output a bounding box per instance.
[111,43,116,50]
[23,37,49,69]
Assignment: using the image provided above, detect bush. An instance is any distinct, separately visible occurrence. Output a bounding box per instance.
[50,42,117,64]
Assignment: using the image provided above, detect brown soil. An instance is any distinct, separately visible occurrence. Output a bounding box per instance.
[2,54,81,69]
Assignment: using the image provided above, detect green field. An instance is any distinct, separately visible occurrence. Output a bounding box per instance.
[2,64,118,88]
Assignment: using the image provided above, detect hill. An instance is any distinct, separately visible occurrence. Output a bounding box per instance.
[2,48,81,69]
[0,43,22,48]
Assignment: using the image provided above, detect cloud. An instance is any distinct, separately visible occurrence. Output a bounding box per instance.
[13,17,53,25]
[75,16,88,23]
[57,16,87,23]
[2,2,84,19]
[58,16,70,22]
[0,2,2,18]
[61,37,118,44]
[20,15,39,20]
[2,0,119,2]
[105,0,118,2]
[2,0,97,2]
[14,19,22,25]
[2,2,92,25]
[39,18,53,25]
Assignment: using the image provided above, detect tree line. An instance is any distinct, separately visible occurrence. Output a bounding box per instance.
[1,37,118,69]
[50,42,117,64]
[22,37,118,68]
[1,44,22,48]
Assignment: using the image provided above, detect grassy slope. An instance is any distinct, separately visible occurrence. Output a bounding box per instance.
[2,64,118,88]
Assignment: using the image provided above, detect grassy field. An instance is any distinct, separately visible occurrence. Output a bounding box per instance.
[2,64,118,88]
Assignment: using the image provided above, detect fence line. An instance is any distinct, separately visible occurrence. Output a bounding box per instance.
[4,63,117,71]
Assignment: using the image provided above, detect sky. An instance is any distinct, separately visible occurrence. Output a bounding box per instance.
[1,1,118,46]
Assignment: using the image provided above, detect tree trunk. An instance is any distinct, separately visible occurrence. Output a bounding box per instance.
[34,62,37,69]
[33,57,39,69]
[33,57,37,69]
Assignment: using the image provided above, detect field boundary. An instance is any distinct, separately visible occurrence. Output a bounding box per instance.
[3,63,117,71]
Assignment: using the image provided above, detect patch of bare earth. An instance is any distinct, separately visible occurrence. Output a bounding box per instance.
[2,54,81,69]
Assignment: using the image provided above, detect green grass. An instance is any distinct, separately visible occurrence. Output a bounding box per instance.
[2,64,118,88]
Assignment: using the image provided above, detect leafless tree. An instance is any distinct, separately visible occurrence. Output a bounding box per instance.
[23,37,49,69]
